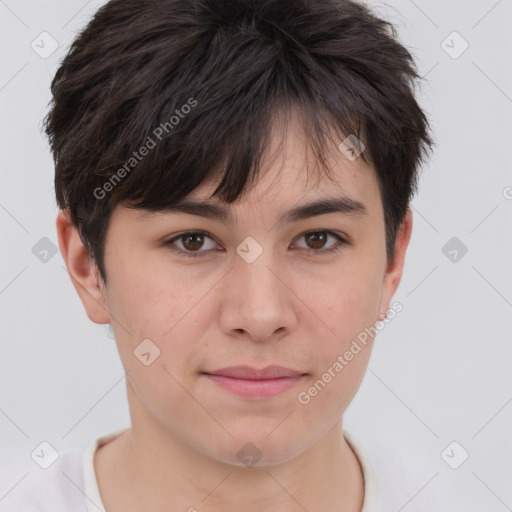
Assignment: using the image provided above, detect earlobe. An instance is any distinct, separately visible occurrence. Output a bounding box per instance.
[377,207,413,319]
[56,209,110,324]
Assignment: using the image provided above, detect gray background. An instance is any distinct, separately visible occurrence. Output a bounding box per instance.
[1,0,511,510]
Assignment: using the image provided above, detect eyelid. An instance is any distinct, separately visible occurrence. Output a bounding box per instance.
[163,231,220,256]
[163,229,349,257]
[291,230,348,249]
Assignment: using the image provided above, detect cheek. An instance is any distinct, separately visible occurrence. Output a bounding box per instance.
[104,263,202,387]
[311,265,382,345]
[297,262,382,406]
[106,256,190,334]
[295,279,379,420]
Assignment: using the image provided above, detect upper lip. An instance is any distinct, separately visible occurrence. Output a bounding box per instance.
[203,365,305,380]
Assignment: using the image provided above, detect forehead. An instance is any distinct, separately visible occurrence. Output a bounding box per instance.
[132,109,381,222]
[180,113,376,212]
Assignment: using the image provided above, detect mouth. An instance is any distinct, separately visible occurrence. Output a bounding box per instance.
[201,365,308,399]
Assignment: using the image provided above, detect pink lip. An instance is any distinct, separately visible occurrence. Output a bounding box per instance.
[202,365,306,399]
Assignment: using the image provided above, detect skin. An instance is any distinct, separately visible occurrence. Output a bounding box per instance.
[56,111,412,512]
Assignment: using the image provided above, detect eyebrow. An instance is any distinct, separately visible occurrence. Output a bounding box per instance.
[139,196,367,226]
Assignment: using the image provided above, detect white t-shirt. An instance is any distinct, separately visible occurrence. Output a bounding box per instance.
[1,429,389,512]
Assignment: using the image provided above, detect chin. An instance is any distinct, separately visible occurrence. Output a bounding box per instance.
[204,431,306,469]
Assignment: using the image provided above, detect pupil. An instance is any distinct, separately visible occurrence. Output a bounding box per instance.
[185,234,203,250]
[307,232,326,249]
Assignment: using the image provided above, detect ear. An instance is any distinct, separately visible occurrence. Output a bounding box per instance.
[378,207,413,317]
[56,209,110,324]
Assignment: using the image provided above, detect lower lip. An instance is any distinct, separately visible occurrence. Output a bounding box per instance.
[203,374,305,398]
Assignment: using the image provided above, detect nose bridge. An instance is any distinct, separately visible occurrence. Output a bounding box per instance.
[236,240,283,311]
[219,237,296,340]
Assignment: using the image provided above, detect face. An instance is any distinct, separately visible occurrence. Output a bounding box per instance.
[58,112,411,467]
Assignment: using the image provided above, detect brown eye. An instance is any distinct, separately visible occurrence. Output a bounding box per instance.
[164,229,348,259]
[181,233,205,251]
[164,231,218,257]
[304,232,328,249]
[293,230,348,255]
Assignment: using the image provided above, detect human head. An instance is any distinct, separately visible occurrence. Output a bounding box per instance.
[52,0,434,470]
[56,107,416,468]
[45,0,434,286]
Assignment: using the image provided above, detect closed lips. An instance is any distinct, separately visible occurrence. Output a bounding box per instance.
[203,365,306,379]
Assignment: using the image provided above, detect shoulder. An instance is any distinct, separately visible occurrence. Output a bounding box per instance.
[345,429,427,512]
[1,447,87,512]
[347,430,450,512]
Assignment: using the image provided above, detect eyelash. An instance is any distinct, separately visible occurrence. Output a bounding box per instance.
[163,230,349,258]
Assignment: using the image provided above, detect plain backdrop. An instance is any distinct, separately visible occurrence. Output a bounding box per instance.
[1,1,511,510]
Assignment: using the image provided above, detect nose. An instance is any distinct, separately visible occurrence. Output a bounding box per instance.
[218,249,298,342]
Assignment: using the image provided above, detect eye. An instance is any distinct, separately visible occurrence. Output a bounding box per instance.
[292,230,348,255]
[163,230,349,258]
[163,231,219,258]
